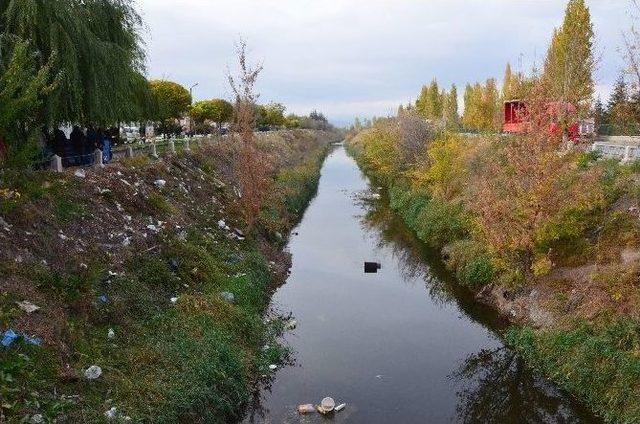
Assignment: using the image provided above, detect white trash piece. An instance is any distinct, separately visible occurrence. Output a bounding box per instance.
[154,179,166,189]
[84,365,102,380]
[321,397,335,412]
[16,301,40,314]
[335,403,346,412]
[104,407,118,420]
[297,404,315,414]
[268,364,278,371]
[107,328,115,339]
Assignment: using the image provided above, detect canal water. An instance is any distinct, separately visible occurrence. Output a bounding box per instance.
[244,146,599,423]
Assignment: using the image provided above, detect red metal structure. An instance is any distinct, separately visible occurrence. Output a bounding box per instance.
[503,99,581,140]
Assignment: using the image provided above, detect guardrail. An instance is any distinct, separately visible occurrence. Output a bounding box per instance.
[591,142,640,161]
[42,135,221,172]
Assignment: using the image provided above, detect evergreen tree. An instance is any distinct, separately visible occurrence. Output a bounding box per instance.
[607,74,634,134]
[542,0,594,107]
[593,97,606,130]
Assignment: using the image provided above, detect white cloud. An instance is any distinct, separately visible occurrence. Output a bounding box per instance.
[136,0,630,125]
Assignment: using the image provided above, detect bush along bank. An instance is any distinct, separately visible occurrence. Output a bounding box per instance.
[0,129,340,423]
[346,112,640,423]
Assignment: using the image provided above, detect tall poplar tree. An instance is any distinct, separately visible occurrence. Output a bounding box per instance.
[443,84,459,129]
[542,0,594,106]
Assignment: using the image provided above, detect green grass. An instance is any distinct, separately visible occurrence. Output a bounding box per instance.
[507,320,640,424]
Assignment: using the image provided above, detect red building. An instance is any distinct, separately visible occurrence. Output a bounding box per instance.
[502,99,588,140]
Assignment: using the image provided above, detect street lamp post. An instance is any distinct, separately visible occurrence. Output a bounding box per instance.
[189,82,199,136]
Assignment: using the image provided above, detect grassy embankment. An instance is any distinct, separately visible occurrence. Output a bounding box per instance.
[346,120,640,423]
[0,129,340,423]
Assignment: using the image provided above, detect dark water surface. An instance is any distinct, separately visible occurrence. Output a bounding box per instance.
[244,146,599,424]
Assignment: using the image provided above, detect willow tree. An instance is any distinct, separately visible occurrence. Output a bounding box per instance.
[0,36,57,165]
[1,0,147,127]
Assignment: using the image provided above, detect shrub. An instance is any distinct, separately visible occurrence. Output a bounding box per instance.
[445,240,495,287]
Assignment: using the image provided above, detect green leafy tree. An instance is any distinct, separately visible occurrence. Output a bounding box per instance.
[262,102,286,127]
[416,79,444,121]
[189,98,233,130]
[542,0,594,107]
[149,80,192,123]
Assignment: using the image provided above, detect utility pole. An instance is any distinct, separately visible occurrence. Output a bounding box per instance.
[189,82,199,136]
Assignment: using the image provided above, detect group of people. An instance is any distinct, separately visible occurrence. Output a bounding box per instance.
[47,126,116,166]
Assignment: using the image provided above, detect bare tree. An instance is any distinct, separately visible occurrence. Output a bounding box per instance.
[227,40,269,228]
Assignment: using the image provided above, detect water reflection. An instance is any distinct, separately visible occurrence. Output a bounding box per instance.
[452,347,592,424]
[359,189,599,424]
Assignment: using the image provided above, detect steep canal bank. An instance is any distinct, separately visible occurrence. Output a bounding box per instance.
[244,146,599,423]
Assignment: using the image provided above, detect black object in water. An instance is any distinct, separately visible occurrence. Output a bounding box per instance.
[364,262,382,273]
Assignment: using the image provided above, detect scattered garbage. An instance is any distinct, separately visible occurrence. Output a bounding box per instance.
[107,328,115,339]
[335,403,347,412]
[234,228,245,238]
[220,291,235,303]
[154,179,166,189]
[218,219,230,230]
[2,329,41,347]
[104,407,118,420]
[170,296,179,304]
[74,169,86,179]
[285,319,297,330]
[30,414,44,424]
[84,365,102,380]
[16,300,40,314]
[228,253,243,264]
[1,329,18,347]
[364,262,382,273]
[268,364,278,371]
[168,257,179,270]
[321,397,336,412]
[297,404,315,414]
[23,335,42,346]
[98,294,108,303]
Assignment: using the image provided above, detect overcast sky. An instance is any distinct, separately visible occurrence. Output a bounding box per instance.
[136,0,630,126]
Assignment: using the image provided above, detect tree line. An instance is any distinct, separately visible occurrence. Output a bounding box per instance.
[410,0,594,134]
[0,0,332,167]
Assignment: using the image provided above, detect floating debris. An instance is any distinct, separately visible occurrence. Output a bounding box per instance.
[364,262,382,273]
[297,404,315,414]
[321,397,335,412]
[335,403,347,412]
[285,319,297,330]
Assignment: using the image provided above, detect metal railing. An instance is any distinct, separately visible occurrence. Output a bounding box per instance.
[39,135,221,172]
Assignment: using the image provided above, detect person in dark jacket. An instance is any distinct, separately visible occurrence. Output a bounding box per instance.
[53,129,67,158]
[70,126,85,165]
